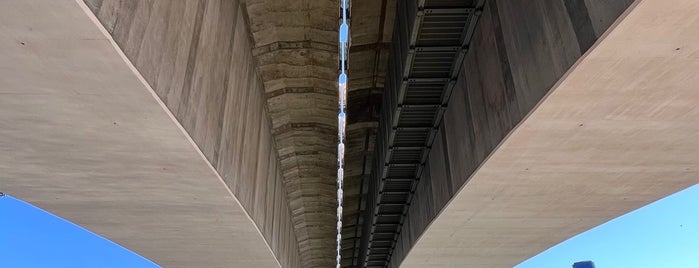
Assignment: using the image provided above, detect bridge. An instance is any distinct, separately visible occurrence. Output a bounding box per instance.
[1,0,698,267]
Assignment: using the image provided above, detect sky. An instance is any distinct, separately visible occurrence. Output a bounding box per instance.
[0,194,159,267]
[337,3,349,267]
[516,183,699,268]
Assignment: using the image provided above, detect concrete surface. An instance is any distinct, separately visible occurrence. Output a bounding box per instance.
[81,1,304,266]
[85,0,396,266]
[243,0,340,265]
[400,0,699,267]
[375,0,634,266]
[0,0,284,267]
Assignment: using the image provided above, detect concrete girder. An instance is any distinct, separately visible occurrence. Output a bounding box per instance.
[243,0,340,266]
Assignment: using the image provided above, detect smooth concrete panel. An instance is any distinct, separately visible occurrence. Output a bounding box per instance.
[0,0,281,267]
[83,1,302,267]
[401,0,699,267]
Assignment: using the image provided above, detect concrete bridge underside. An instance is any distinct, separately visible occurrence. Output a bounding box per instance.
[1,0,699,267]
[79,0,393,266]
[400,0,699,266]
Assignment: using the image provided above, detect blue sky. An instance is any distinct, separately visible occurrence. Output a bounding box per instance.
[0,195,159,267]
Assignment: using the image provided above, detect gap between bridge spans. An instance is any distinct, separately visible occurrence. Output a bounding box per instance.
[337,0,350,267]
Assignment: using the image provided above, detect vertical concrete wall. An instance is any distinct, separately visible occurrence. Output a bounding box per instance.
[389,0,634,266]
[82,1,301,267]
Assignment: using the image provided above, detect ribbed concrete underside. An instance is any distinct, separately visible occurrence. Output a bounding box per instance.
[243,0,339,266]
[243,0,396,265]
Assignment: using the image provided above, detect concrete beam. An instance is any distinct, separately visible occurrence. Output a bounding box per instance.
[242,0,341,266]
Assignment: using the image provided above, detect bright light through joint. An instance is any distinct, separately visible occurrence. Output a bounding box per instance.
[337,0,349,267]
